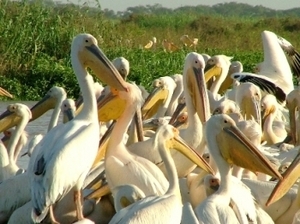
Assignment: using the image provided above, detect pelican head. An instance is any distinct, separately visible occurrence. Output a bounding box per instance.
[61,98,76,123]
[141,76,175,119]
[112,57,130,80]
[0,103,32,132]
[155,123,214,175]
[206,114,282,179]
[183,52,210,123]
[72,34,127,92]
[286,89,300,145]
[30,86,66,122]
[219,61,243,94]
[213,99,240,115]
[261,94,277,119]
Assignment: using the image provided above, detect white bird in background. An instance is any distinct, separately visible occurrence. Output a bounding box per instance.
[30,33,127,223]
[231,30,299,102]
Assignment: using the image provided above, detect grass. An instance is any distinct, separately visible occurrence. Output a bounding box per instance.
[0,0,299,100]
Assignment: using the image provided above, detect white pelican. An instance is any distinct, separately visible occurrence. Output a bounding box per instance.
[141,76,176,119]
[2,128,28,162]
[30,33,127,223]
[231,30,298,102]
[109,123,212,224]
[112,57,130,80]
[0,103,32,180]
[204,54,233,96]
[180,34,198,48]
[162,39,179,52]
[261,94,287,145]
[195,114,282,223]
[129,52,211,178]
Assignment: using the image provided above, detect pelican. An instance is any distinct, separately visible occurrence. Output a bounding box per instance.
[2,128,28,162]
[109,123,212,224]
[112,57,130,80]
[0,103,32,180]
[162,39,179,52]
[231,30,298,102]
[204,54,233,96]
[129,52,211,178]
[30,33,127,223]
[195,114,282,223]
[180,34,198,48]
[141,76,176,119]
[261,94,287,145]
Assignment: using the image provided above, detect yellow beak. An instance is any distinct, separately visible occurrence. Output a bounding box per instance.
[85,44,127,92]
[217,125,282,179]
[0,87,13,98]
[266,151,300,206]
[141,86,169,120]
[169,134,215,175]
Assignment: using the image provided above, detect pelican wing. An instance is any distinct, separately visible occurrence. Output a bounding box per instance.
[277,35,300,78]
[232,72,286,102]
[31,120,99,222]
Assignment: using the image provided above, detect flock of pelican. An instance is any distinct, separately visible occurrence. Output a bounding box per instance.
[0,30,300,224]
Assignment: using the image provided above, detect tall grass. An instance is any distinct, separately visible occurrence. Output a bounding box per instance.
[0,0,299,100]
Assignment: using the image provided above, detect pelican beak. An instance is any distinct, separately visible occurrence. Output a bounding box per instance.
[218,125,282,179]
[84,182,111,200]
[63,108,75,123]
[266,151,300,206]
[85,44,128,91]
[97,88,126,122]
[168,101,186,125]
[0,87,13,98]
[262,105,275,120]
[169,131,215,175]
[141,86,168,120]
[287,101,297,145]
[30,94,56,122]
[91,121,115,169]
[134,110,144,142]
[218,74,233,94]
[186,66,210,123]
[84,169,111,200]
[204,63,222,83]
[0,109,16,132]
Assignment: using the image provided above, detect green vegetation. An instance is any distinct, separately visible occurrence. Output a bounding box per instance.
[0,0,300,100]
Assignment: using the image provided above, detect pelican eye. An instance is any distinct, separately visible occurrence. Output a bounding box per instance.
[233,75,239,79]
[224,120,228,123]
[85,39,89,43]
